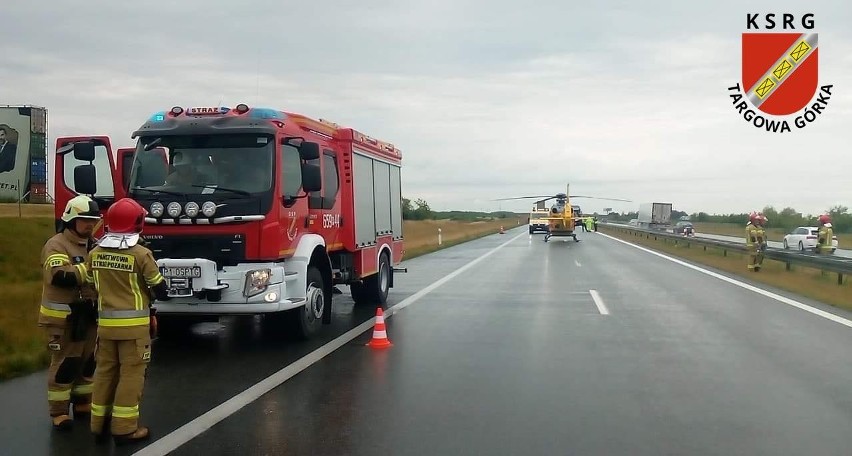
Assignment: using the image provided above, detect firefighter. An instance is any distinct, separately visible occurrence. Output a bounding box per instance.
[39,195,101,430]
[164,151,199,186]
[816,214,834,254]
[85,197,170,445]
[746,212,767,271]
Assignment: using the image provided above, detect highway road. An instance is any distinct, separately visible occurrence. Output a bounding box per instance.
[1,226,851,455]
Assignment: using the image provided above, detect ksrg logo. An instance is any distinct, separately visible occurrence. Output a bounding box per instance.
[727,13,834,132]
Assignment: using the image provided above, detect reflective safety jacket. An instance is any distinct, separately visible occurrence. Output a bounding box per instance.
[817,224,834,253]
[39,230,96,327]
[746,223,765,248]
[85,243,165,340]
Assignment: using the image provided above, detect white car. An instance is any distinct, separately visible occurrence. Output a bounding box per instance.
[782,226,838,252]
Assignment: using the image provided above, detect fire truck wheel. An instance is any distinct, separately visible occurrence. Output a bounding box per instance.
[286,266,325,340]
[350,252,390,306]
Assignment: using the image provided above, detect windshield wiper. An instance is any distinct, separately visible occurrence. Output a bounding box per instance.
[190,185,251,196]
[131,187,186,197]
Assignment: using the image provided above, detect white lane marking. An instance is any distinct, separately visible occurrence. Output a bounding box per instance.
[598,232,852,328]
[589,289,609,315]
[133,230,527,456]
[575,260,582,267]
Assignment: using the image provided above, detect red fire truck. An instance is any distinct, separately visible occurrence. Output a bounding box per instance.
[53,103,405,339]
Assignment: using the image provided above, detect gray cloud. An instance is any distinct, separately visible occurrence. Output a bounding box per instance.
[1,0,851,217]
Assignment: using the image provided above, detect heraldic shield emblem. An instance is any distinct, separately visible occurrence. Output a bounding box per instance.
[742,33,818,115]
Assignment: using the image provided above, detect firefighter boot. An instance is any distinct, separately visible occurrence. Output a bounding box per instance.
[114,426,151,446]
[52,415,73,431]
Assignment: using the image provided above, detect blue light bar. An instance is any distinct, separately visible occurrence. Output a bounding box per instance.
[248,108,285,119]
[149,111,166,122]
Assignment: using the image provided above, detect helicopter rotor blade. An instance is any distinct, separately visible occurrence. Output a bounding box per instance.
[568,195,632,202]
[491,195,557,202]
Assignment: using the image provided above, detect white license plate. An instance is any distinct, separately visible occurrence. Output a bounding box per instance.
[161,266,202,278]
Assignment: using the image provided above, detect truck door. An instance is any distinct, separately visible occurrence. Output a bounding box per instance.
[315,147,342,244]
[54,136,121,230]
[116,146,166,193]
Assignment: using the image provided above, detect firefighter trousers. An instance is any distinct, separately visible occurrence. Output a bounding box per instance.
[90,336,151,436]
[747,246,764,269]
[45,324,97,417]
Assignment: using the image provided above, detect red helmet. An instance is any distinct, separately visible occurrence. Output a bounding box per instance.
[106,198,147,234]
[819,214,831,225]
[749,212,760,224]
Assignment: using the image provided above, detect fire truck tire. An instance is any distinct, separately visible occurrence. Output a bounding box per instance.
[285,266,325,340]
[350,252,390,306]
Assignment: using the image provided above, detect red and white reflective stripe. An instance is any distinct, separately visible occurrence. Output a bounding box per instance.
[372,330,388,338]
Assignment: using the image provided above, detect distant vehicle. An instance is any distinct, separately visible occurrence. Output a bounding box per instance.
[628,218,639,227]
[782,226,838,253]
[528,208,550,234]
[638,202,672,230]
[674,221,694,236]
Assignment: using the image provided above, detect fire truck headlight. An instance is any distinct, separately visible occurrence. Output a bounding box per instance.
[202,201,216,217]
[167,202,182,218]
[150,202,164,218]
[185,202,200,217]
[244,268,272,296]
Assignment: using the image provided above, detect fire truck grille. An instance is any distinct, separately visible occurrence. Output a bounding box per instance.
[143,235,246,268]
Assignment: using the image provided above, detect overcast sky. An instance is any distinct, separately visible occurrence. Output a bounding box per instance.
[2,0,851,216]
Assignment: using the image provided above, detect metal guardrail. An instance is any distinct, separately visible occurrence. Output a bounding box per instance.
[599,223,852,285]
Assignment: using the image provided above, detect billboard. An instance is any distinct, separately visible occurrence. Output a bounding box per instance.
[0,106,47,202]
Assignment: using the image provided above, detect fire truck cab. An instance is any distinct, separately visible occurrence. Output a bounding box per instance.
[53,104,405,340]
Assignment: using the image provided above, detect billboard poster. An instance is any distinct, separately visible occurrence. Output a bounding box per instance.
[0,107,34,201]
[0,106,47,202]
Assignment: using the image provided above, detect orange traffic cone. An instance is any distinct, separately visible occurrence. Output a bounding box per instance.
[367,307,393,349]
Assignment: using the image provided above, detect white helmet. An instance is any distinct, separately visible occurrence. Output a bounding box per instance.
[61,195,101,223]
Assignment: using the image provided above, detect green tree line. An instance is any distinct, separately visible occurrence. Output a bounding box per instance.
[401,197,521,221]
[604,205,851,233]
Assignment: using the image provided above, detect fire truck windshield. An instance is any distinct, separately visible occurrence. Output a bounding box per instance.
[128,134,274,196]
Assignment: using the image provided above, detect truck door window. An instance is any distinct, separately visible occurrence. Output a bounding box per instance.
[63,143,115,198]
[321,150,339,209]
[281,143,302,197]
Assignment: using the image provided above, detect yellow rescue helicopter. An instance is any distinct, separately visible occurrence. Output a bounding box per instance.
[494,185,630,242]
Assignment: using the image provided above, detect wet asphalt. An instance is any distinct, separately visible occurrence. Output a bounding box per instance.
[2,226,852,456]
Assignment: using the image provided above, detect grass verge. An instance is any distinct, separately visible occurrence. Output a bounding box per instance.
[0,203,54,218]
[599,226,852,312]
[402,219,518,260]
[0,217,56,380]
[0,216,521,381]
[694,222,851,247]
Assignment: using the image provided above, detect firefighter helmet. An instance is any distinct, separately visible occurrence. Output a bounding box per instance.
[749,212,760,224]
[61,195,101,223]
[819,214,831,225]
[106,198,147,234]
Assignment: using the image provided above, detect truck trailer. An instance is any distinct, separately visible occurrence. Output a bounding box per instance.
[53,103,405,340]
[637,202,673,231]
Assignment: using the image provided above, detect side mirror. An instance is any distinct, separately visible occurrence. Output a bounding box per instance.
[301,163,322,192]
[74,164,98,195]
[299,142,320,161]
[73,141,96,162]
